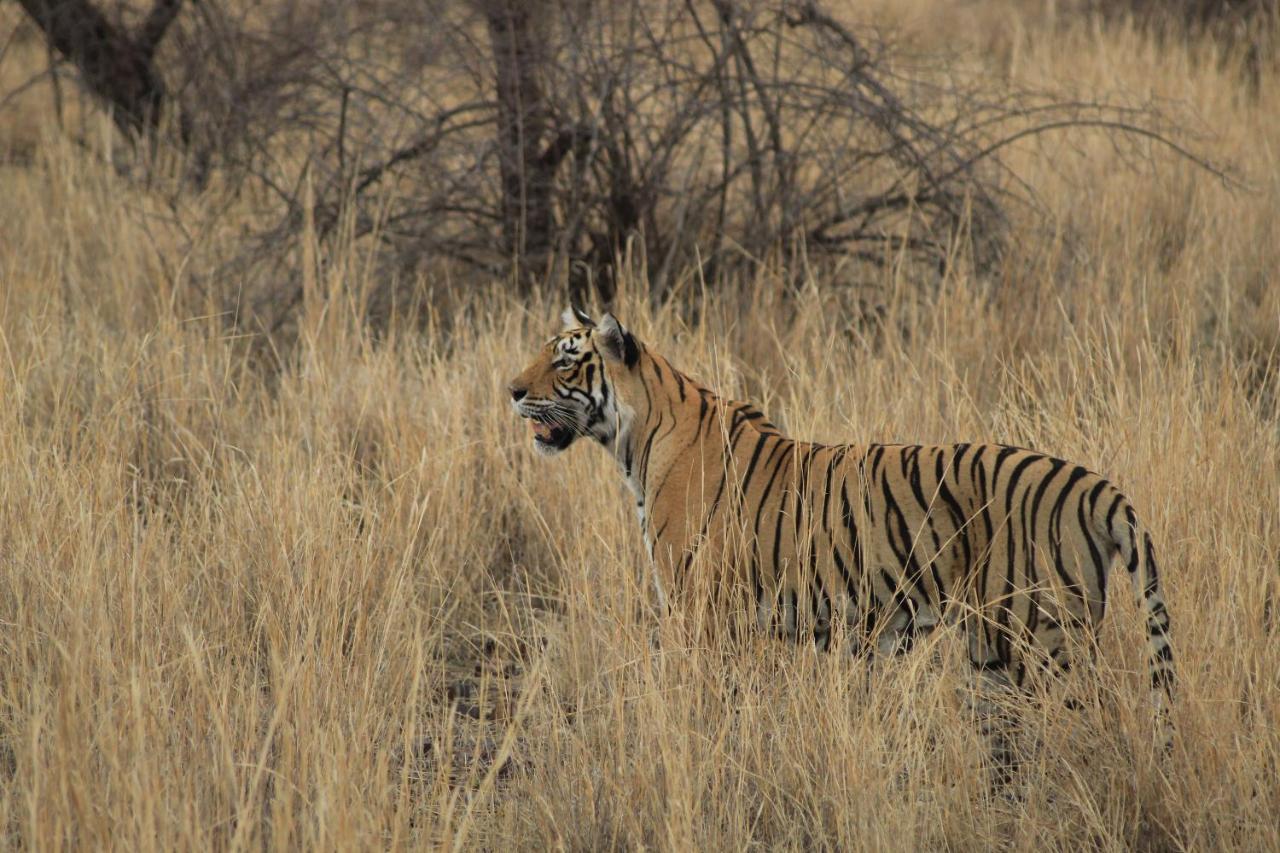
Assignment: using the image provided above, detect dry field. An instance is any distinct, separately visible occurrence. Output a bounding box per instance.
[2,1,1279,849]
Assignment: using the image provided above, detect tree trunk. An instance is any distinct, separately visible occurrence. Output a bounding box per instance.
[482,0,555,281]
[17,0,181,141]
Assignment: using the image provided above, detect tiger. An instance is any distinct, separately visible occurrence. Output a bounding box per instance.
[508,307,1175,751]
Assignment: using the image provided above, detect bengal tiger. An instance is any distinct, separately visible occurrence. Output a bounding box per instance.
[508,307,1174,751]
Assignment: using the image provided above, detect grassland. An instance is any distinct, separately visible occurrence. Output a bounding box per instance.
[1,1,1278,849]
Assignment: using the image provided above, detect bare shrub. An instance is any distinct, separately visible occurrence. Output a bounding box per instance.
[11,0,1235,339]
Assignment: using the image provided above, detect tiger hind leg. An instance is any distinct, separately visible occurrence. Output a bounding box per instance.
[963,659,1024,792]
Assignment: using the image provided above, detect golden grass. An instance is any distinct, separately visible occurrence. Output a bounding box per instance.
[2,3,1279,849]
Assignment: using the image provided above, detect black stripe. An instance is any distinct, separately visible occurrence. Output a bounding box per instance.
[1077,489,1108,616]
[757,441,795,582]
[737,432,774,500]
[1103,492,1125,537]
[868,445,886,481]
[820,449,839,535]
[637,413,663,493]
[971,447,997,659]
[934,448,973,571]
[742,436,788,598]
[1019,467,1042,642]
[879,568,916,641]
[834,459,863,609]
[1003,453,1042,514]
[1023,459,1066,627]
[1144,536,1160,596]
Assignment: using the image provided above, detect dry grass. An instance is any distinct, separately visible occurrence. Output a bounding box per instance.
[2,2,1280,850]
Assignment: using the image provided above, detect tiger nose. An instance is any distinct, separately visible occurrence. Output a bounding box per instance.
[509,385,527,402]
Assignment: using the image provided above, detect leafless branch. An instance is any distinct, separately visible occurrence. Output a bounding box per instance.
[9,0,1238,336]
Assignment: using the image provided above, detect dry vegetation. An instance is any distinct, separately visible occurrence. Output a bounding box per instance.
[1,0,1279,849]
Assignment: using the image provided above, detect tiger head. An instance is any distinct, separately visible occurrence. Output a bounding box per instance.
[508,307,641,456]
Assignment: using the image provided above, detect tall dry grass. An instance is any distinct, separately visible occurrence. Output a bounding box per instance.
[1,2,1279,849]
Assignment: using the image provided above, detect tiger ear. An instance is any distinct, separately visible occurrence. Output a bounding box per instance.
[561,305,594,330]
[596,313,639,367]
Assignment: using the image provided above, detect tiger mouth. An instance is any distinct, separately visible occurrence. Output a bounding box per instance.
[527,415,574,450]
